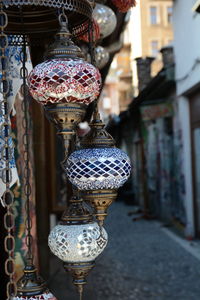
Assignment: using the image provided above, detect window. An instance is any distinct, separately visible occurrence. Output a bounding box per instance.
[150,6,158,25]
[167,6,173,24]
[151,40,159,57]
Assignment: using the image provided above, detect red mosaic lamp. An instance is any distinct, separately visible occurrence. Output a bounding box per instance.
[111,0,137,13]
[28,18,101,106]
[28,17,102,158]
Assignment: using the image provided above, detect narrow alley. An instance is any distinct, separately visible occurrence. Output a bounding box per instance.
[49,202,200,300]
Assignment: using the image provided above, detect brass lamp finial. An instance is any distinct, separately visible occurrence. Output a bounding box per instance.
[16,263,46,297]
[45,102,86,162]
[45,14,84,60]
[61,195,94,225]
[81,109,115,149]
[63,261,95,299]
[82,189,118,226]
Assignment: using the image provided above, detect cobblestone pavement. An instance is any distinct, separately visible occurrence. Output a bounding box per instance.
[49,202,200,300]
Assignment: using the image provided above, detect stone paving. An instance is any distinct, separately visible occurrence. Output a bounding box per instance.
[49,202,200,300]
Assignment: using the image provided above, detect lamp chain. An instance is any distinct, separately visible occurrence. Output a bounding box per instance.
[0,3,17,299]
[20,35,34,264]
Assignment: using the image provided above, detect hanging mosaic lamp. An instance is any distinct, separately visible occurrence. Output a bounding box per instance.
[12,263,57,300]
[65,111,131,225]
[48,195,108,298]
[95,46,110,69]
[28,18,102,158]
[93,3,117,39]
[111,0,137,13]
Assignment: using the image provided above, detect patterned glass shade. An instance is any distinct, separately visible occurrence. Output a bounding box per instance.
[95,46,110,69]
[111,0,136,12]
[66,148,131,190]
[28,58,101,105]
[48,223,108,262]
[12,292,57,299]
[93,4,117,39]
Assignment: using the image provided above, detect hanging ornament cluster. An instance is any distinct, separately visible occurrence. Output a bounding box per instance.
[2,0,131,298]
[28,10,130,297]
[28,17,131,286]
[27,11,110,299]
[111,0,137,13]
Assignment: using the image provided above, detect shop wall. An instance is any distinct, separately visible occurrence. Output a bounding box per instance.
[173,0,200,95]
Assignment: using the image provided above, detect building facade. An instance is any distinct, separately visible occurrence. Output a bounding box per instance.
[132,0,173,95]
[101,0,174,121]
[173,0,200,238]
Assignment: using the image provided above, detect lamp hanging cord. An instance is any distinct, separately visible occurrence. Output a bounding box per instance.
[78,285,83,300]
[0,3,17,298]
[20,35,33,264]
[80,291,83,300]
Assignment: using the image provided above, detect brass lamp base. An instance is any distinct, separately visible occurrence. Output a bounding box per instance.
[16,263,46,297]
[82,189,118,225]
[45,102,86,159]
[63,261,95,297]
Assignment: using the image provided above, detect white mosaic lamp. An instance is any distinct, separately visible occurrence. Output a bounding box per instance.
[65,112,131,224]
[95,46,110,69]
[93,3,117,39]
[48,196,108,297]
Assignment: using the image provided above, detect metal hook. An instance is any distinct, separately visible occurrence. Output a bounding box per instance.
[58,7,68,27]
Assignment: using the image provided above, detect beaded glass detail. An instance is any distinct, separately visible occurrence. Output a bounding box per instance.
[48,223,108,263]
[12,292,57,299]
[28,58,101,105]
[66,148,131,190]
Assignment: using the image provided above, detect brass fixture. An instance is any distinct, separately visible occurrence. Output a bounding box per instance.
[82,189,118,226]
[16,263,46,297]
[45,103,86,161]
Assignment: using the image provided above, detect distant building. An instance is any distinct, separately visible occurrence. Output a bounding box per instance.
[101,0,173,120]
[132,0,173,95]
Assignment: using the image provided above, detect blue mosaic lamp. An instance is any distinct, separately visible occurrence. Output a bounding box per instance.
[65,111,131,225]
